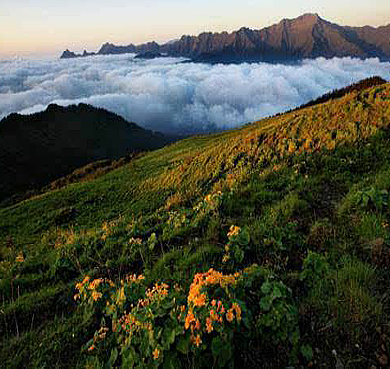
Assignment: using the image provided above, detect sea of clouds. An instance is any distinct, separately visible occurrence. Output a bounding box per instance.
[0,54,389,134]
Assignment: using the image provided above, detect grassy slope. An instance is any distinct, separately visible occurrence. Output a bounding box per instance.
[1,83,390,368]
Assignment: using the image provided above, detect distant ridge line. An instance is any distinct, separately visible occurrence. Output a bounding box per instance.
[61,13,390,62]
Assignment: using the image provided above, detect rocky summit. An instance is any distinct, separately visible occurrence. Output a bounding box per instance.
[61,13,390,62]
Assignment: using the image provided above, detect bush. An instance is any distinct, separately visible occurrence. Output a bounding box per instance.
[75,265,301,368]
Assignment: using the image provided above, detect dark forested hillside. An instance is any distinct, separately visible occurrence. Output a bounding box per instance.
[0,103,173,202]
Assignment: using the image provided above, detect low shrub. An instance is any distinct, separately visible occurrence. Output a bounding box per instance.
[75,264,301,368]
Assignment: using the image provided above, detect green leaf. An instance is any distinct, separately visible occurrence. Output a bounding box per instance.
[301,344,313,361]
[121,347,137,369]
[161,298,175,310]
[162,327,176,350]
[163,351,181,369]
[242,315,251,329]
[211,337,232,368]
[272,285,282,299]
[148,233,157,251]
[260,295,271,311]
[261,313,274,327]
[176,336,190,355]
[261,281,272,294]
[291,329,300,346]
[106,348,118,369]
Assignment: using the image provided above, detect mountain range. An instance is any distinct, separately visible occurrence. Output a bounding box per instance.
[61,13,390,62]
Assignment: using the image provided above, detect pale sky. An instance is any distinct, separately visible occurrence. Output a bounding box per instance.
[1,0,390,58]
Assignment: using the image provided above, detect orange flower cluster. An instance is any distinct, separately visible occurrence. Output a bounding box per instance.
[231,302,242,320]
[75,275,90,291]
[125,274,145,283]
[146,282,169,299]
[184,269,243,346]
[188,268,238,309]
[101,222,110,241]
[74,276,114,301]
[15,254,25,263]
[97,326,109,340]
[137,282,169,308]
[205,317,213,333]
[119,312,138,332]
[88,278,104,290]
[226,302,242,322]
[102,222,110,233]
[92,290,103,301]
[204,194,213,203]
[74,276,90,301]
[184,310,201,332]
[191,334,202,347]
[227,225,241,238]
[118,312,152,335]
[193,191,223,211]
[129,237,142,245]
[208,300,226,327]
[153,348,160,360]
[87,326,109,352]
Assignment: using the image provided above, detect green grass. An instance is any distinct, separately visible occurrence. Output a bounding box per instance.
[0,83,390,368]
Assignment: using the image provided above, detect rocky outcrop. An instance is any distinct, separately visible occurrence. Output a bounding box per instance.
[97,41,160,55]
[60,49,95,59]
[60,49,77,58]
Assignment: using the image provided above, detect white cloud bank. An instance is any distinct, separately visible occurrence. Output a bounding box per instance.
[0,54,389,134]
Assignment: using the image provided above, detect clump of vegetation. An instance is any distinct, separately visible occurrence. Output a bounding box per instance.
[74,265,301,368]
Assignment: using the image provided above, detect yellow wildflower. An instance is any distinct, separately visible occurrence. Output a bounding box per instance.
[82,276,90,284]
[76,276,90,290]
[193,293,206,307]
[227,225,241,238]
[232,302,242,321]
[129,237,142,245]
[226,309,234,322]
[92,290,102,301]
[153,348,160,360]
[15,254,24,263]
[206,318,213,333]
[88,278,103,290]
[194,334,202,347]
[195,319,201,331]
[185,311,195,330]
[210,309,219,322]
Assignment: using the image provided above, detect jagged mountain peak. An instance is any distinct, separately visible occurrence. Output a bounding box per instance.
[61,14,390,62]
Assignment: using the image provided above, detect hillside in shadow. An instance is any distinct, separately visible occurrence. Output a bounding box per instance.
[0,103,175,202]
